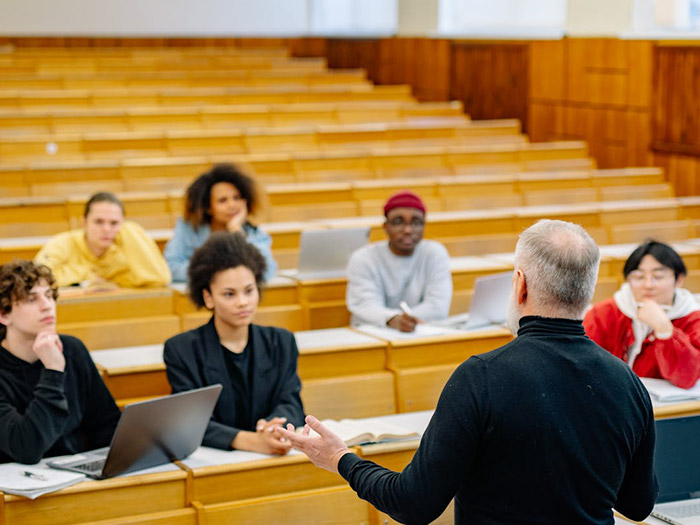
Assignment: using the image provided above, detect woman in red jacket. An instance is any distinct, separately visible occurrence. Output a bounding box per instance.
[584,240,700,388]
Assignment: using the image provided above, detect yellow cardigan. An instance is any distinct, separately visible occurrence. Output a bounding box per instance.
[35,221,171,288]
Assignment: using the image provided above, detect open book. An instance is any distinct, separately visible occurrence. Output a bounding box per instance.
[315,418,420,447]
[640,377,700,402]
[0,462,85,499]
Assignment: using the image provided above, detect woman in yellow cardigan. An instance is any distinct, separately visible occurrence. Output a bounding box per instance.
[35,192,170,289]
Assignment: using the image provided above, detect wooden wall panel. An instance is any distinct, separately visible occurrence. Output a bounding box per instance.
[450,42,529,128]
[379,38,451,101]
[650,46,700,194]
[323,38,385,84]
[527,102,566,142]
[528,38,653,170]
[652,47,700,156]
[529,41,566,101]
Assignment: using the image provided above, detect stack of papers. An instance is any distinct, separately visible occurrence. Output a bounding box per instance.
[640,377,700,402]
[0,462,85,499]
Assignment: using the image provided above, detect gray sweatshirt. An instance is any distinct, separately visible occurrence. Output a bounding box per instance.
[346,240,453,326]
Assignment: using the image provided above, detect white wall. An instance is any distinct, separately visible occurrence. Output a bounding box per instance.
[0,0,309,36]
[308,0,397,36]
[438,0,567,35]
[397,0,439,36]
[567,0,635,35]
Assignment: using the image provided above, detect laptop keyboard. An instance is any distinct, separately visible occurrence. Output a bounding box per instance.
[74,459,106,473]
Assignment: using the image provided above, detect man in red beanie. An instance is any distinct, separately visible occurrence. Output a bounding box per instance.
[346,190,452,332]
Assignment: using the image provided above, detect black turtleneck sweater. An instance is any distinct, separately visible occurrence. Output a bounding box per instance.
[0,335,121,464]
[338,316,658,525]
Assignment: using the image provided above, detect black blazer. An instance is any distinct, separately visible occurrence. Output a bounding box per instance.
[163,317,305,450]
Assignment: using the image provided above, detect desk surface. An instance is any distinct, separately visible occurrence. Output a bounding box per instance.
[295,327,385,353]
[3,462,186,525]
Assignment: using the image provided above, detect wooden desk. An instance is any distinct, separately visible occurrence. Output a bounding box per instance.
[653,399,700,418]
[179,448,347,505]
[1,465,188,525]
[56,288,180,350]
[296,328,393,418]
[177,411,435,524]
[355,325,513,413]
[91,345,168,405]
[92,327,394,417]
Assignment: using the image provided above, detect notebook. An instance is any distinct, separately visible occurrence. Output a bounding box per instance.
[47,385,222,479]
[436,271,513,331]
[283,227,370,279]
[650,415,700,525]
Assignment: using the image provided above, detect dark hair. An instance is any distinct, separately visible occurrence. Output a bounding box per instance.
[188,232,267,308]
[623,240,687,280]
[0,260,58,340]
[84,191,125,218]
[184,164,258,229]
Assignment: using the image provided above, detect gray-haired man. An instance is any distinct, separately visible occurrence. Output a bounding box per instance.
[281,219,658,524]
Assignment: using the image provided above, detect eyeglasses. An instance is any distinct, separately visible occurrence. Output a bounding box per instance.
[387,218,425,229]
[627,270,675,285]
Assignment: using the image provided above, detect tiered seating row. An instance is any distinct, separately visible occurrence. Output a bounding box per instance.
[0,84,413,109]
[0,140,592,199]
[0,54,330,75]
[0,68,368,91]
[0,100,467,135]
[0,119,521,162]
[0,166,669,235]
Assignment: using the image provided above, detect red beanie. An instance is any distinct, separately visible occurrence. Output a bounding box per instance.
[383,190,426,216]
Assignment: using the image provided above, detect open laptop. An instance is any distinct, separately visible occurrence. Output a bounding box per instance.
[48,385,222,479]
[436,271,513,331]
[650,415,700,525]
[283,227,371,279]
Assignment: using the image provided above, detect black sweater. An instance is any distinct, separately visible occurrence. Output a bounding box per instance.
[0,335,121,464]
[338,316,658,524]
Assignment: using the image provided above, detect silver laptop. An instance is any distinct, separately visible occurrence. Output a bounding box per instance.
[48,385,222,479]
[436,271,513,331]
[286,227,371,279]
[650,415,700,525]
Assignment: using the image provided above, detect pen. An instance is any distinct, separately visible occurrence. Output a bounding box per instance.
[23,470,48,481]
[399,301,414,317]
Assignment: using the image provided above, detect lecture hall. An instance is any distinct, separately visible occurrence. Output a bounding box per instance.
[0,1,699,523]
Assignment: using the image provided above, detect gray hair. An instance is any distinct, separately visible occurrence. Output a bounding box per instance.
[515,219,600,319]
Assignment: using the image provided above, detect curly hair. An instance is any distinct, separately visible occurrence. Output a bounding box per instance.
[0,260,58,339]
[188,232,267,308]
[184,164,259,230]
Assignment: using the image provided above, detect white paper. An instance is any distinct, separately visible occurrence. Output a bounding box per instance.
[640,377,700,402]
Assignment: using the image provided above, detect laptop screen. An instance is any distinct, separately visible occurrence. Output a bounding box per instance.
[655,415,700,503]
[297,227,370,277]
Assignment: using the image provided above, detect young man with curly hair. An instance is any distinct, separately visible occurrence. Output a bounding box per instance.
[0,260,120,464]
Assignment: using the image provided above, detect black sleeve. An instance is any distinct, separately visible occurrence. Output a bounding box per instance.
[614,399,659,521]
[0,369,70,464]
[74,342,121,450]
[338,359,484,524]
[164,339,240,450]
[264,331,305,428]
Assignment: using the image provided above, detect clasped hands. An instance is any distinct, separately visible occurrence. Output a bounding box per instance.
[232,417,291,455]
